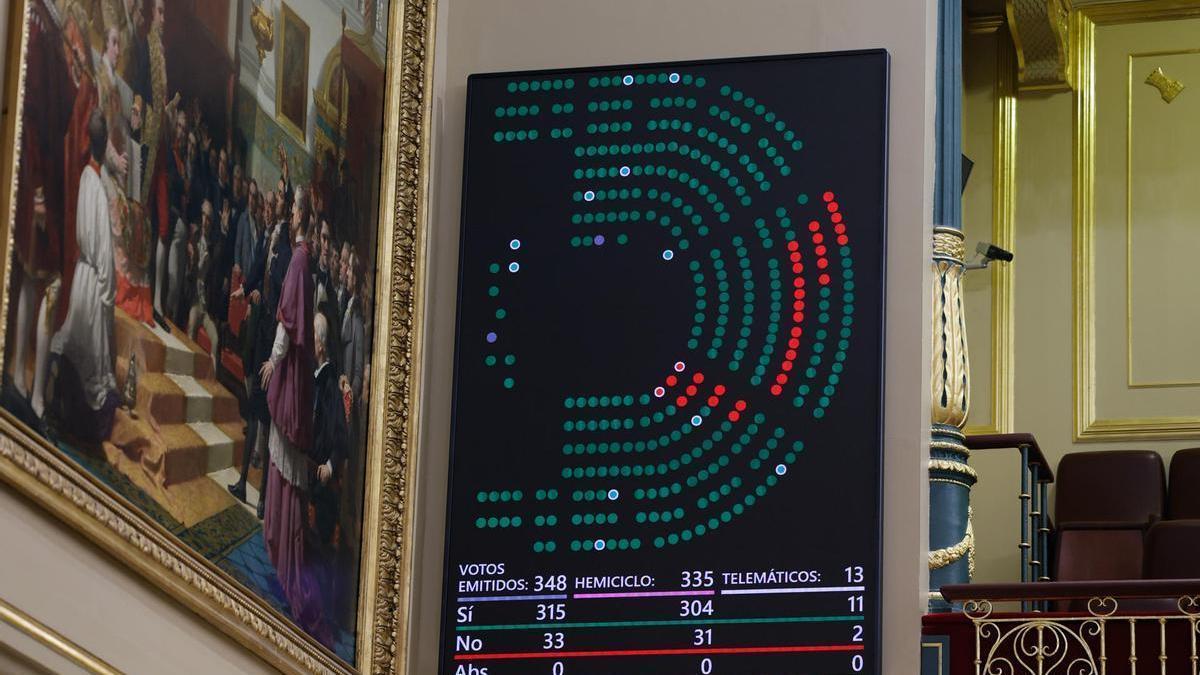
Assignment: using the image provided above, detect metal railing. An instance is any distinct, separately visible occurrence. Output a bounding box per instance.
[940,580,1200,675]
[966,433,1056,609]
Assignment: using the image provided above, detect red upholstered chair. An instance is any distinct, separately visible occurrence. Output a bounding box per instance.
[1145,520,1200,579]
[1168,448,1200,520]
[1053,451,1165,606]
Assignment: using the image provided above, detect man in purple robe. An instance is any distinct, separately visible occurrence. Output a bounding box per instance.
[259,187,328,646]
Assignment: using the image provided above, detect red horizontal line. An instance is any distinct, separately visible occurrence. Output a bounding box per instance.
[454,644,864,661]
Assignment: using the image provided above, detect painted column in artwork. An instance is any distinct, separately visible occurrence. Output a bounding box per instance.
[928,0,975,610]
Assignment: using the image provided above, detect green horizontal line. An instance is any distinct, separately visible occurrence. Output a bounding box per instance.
[455,615,863,632]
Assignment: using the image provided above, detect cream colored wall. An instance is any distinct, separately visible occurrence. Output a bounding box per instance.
[965,21,1200,584]
[409,0,938,673]
[0,487,274,673]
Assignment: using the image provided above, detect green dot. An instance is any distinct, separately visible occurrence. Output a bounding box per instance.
[503,377,515,389]
[495,308,507,319]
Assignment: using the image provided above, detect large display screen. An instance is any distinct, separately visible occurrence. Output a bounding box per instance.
[441,50,889,675]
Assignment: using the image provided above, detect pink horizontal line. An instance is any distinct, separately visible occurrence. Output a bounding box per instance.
[573,590,717,599]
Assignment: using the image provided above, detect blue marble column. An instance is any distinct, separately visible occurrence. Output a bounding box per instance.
[928,0,975,611]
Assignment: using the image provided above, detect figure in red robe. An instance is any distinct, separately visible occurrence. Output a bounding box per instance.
[260,188,329,646]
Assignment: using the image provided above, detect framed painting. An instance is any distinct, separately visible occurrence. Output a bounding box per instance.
[276,2,309,143]
[0,0,436,672]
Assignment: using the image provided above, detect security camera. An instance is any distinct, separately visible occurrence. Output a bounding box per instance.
[965,242,1014,270]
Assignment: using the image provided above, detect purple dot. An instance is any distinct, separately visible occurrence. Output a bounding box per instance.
[594,235,606,245]
[486,332,498,343]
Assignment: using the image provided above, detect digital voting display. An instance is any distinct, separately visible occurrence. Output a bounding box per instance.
[442,51,889,675]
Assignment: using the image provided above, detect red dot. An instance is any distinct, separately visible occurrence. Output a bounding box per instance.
[654,386,665,398]
[817,258,829,269]
[838,235,849,246]
[791,263,803,274]
[793,312,805,322]
[812,233,824,244]
[676,396,689,406]
[692,372,705,384]
[831,212,843,223]
[827,201,839,213]
[789,252,802,263]
[815,245,827,256]
[666,375,678,387]
[686,385,698,396]
[787,240,799,252]
[819,274,831,285]
[823,191,835,202]
[793,301,805,311]
[714,384,727,395]
[781,361,793,372]
[674,361,686,372]
[792,277,804,288]
[728,411,741,422]
[791,326,803,337]
[707,395,720,406]
[775,373,789,385]
[808,220,821,232]
[769,384,782,396]
[786,348,798,359]
[794,289,806,299]
[735,400,747,411]
[834,224,846,234]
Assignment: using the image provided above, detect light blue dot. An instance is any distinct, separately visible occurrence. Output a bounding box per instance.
[508,262,520,273]
[595,538,607,550]
[776,464,787,476]
[584,190,596,202]
[623,75,634,85]
[669,72,681,84]
[509,239,521,250]
[691,415,703,426]
[663,250,675,261]
[620,166,631,177]
[608,489,620,500]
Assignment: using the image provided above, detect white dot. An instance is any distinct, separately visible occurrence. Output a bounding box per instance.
[653,386,665,398]
[776,464,788,476]
[608,489,619,500]
[662,250,674,261]
[622,75,634,86]
[674,361,686,372]
[509,239,521,250]
[691,415,703,426]
[669,72,680,84]
[508,262,520,273]
[619,166,631,177]
[584,190,595,202]
[594,539,607,551]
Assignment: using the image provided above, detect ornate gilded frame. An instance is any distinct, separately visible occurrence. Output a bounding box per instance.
[964,15,1017,437]
[275,2,311,144]
[0,0,437,672]
[1072,0,1200,441]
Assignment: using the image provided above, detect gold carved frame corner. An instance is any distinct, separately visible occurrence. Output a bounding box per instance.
[1072,0,1200,442]
[0,0,438,672]
[964,17,1018,437]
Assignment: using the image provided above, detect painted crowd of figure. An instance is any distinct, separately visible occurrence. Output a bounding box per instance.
[12,0,372,647]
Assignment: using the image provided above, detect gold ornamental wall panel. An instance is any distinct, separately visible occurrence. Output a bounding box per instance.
[964,18,1017,436]
[1074,1,1200,441]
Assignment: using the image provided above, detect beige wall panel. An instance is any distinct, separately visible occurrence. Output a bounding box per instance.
[411,0,937,673]
[0,486,273,674]
[964,32,998,434]
[1128,49,1200,384]
[969,14,1200,583]
[1090,16,1200,423]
